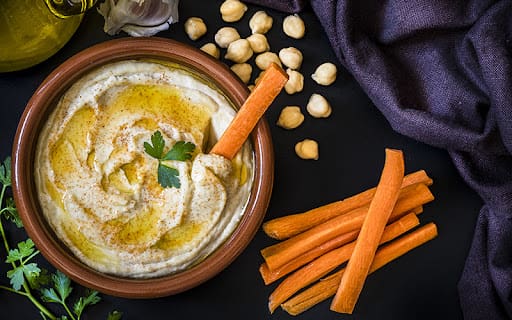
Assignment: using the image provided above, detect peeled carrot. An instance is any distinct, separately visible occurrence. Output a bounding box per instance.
[210,63,288,159]
[330,148,404,314]
[259,230,359,285]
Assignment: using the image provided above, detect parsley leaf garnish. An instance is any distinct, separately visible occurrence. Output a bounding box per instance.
[144,131,196,188]
[73,289,101,319]
[0,156,11,187]
[162,141,196,161]
[143,130,165,159]
[40,270,72,304]
[3,197,22,228]
[6,239,41,291]
[158,164,181,188]
[41,271,106,319]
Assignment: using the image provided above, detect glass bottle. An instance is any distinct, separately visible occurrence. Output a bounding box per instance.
[0,0,97,72]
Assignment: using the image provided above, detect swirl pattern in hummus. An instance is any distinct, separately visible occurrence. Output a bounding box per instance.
[35,60,254,278]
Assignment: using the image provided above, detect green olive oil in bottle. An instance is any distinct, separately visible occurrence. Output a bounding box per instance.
[0,0,96,72]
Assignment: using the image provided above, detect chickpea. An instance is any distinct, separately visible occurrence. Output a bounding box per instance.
[214,27,241,48]
[225,39,253,63]
[312,62,337,86]
[200,43,220,59]
[279,47,303,70]
[249,10,273,34]
[277,106,304,130]
[255,52,282,70]
[230,63,252,84]
[284,68,304,95]
[246,33,270,53]
[306,93,332,118]
[220,0,247,22]
[295,139,319,160]
[184,17,207,41]
[283,14,305,39]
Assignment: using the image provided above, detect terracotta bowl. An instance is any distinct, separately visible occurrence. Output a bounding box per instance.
[12,37,274,298]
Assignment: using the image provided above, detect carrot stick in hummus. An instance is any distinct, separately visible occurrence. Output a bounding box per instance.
[210,63,288,159]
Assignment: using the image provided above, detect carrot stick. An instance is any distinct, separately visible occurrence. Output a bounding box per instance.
[410,206,423,215]
[388,184,432,221]
[259,230,360,285]
[281,222,438,316]
[263,170,432,239]
[370,223,438,272]
[260,182,433,271]
[330,148,404,314]
[260,206,423,285]
[210,63,288,159]
[267,213,419,313]
[282,269,344,316]
[261,205,368,270]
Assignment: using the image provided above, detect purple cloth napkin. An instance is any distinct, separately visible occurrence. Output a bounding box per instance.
[252,0,512,318]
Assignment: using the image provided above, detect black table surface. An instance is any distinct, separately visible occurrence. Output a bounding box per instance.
[0,1,483,319]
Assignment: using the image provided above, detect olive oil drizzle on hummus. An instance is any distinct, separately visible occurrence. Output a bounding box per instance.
[35,61,254,278]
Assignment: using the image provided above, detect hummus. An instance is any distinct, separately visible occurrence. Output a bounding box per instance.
[35,60,254,278]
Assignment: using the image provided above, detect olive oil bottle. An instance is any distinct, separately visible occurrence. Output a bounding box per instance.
[0,0,96,72]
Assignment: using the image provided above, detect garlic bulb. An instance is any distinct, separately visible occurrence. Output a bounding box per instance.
[98,0,179,37]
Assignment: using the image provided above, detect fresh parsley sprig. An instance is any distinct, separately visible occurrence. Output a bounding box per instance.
[6,238,42,291]
[0,157,122,320]
[40,271,103,320]
[144,130,196,188]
